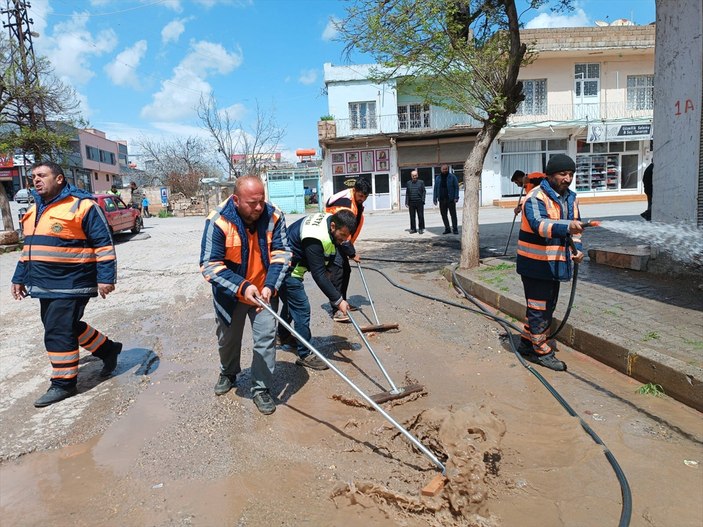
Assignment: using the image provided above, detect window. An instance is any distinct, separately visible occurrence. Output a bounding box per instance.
[398,103,430,129]
[627,75,654,110]
[516,79,547,115]
[349,101,377,130]
[99,150,116,164]
[500,139,568,196]
[85,146,99,161]
[575,63,599,96]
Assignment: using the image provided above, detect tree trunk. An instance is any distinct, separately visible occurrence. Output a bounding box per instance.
[459,124,502,269]
[0,185,20,245]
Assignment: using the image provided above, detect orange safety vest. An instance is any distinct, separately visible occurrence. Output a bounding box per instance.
[325,188,364,243]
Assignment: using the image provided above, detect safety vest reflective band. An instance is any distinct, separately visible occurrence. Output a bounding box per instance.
[291,212,336,279]
[20,198,113,266]
[325,188,364,243]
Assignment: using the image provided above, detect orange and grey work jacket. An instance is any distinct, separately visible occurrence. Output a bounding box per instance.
[524,172,546,194]
[325,188,364,243]
[11,184,116,298]
[199,197,291,326]
[516,179,582,282]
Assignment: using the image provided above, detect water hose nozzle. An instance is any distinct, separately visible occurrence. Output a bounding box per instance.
[583,220,601,228]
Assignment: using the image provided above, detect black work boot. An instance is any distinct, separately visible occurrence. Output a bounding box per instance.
[252,390,276,415]
[526,351,566,371]
[214,373,237,395]
[34,385,78,408]
[97,341,122,378]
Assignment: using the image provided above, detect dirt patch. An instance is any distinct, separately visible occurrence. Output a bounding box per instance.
[332,404,505,526]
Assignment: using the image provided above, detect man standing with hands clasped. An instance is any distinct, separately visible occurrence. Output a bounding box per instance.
[516,154,585,371]
[11,161,122,408]
[433,164,459,234]
[200,175,292,415]
[406,170,426,234]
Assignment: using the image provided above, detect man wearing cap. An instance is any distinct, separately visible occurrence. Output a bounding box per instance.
[516,154,584,371]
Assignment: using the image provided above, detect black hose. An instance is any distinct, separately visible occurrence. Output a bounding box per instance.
[359,264,632,527]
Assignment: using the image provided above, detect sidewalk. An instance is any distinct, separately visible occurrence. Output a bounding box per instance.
[359,203,703,411]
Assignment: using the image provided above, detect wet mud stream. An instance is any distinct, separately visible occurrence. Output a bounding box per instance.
[1,257,702,526]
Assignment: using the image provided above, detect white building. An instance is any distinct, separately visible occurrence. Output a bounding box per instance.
[319,24,655,212]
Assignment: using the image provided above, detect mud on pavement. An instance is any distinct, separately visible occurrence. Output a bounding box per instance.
[1,217,702,526]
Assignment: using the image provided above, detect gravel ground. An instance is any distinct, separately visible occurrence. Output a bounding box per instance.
[1,207,701,527]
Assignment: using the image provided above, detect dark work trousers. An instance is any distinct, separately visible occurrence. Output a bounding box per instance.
[520,276,560,355]
[39,297,112,388]
[439,198,458,231]
[278,275,312,359]
[408,202,425,231]
[328,250,351,303]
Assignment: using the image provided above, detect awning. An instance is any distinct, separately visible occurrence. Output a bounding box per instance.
[587,121,653,143]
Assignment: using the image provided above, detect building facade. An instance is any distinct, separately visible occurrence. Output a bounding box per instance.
[319,24,655,211]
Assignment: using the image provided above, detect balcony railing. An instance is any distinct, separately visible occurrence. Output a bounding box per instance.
[328,102,652,139]
[332,112,483,138]
[509,102,653,124]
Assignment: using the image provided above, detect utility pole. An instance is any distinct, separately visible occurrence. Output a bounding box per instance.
[2,0,46,186]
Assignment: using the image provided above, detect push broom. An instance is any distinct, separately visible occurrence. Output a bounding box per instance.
[355,262,399,332]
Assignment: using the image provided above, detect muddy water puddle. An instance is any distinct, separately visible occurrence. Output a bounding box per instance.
[2,271,702,526]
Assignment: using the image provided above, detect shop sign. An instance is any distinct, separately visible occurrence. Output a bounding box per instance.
[0,153,13,168]
[587,122,653,143]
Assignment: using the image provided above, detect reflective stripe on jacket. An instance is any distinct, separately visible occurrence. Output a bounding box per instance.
[516,179,582,282]
[325,188,364,243]
[12,184,116,298]
[289,212,336,279]
[199,197,291,325]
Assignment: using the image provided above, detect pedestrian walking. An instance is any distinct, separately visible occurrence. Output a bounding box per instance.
[516,154,584,371]
[199,176,291,415]
[405,170,426,234]
[641,161,653,221]
[433,164,459,234]
[142,196,150,218]
[129,181,144,214]
[11,161,122,408]
[277,210,357,370]
[324,178,370,319]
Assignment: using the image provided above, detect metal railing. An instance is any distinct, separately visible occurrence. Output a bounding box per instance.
[332,112,482,138]
[509,102,652,124]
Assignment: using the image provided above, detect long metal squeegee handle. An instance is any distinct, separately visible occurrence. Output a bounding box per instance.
[255,298,446,474]
[347,312,400,394]
[357,262,381,325]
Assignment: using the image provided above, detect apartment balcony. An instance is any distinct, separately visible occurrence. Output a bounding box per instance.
[508,102,653,125]
[331,112,482,139]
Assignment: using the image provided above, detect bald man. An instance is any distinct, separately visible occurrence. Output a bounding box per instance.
[200,176,292,414]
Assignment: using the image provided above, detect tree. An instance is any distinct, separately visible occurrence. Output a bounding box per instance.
[0,30,82,243]
[337,0,570,268]
[197,94,286,178]
[136,135,220,196]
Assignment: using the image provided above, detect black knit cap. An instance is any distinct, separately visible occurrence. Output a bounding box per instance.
[545,154,576,175]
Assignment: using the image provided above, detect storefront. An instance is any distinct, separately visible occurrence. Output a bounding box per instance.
[329,147,391,210]
[499,121,651,198]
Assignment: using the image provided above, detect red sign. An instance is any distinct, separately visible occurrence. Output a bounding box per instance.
[0,153,13,168]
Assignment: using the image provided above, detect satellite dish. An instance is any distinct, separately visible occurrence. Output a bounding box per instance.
[595,20,609,26]
[611,18,634,26]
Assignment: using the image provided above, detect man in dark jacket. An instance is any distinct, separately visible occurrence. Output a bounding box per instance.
[277,210,357,370]
[516,154,584,371]
[433,164,460,234]
[405,170,426,234]
[11,161,122,408]
[200,176,291,414]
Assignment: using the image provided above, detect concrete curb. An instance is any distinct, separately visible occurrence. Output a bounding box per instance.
[445,267,703,412]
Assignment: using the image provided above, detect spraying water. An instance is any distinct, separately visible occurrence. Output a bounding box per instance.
[595,220,703,265]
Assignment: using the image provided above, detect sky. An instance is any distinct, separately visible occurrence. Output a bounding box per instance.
[22,0,656,167]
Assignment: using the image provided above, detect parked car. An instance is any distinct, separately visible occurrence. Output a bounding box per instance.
[93,194,142,235]
[14,188,34,204]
